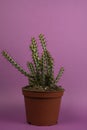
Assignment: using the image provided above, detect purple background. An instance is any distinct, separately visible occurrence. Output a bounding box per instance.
[0,0,87,129]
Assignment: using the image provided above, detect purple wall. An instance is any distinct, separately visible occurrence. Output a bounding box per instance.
[0,0,87,129]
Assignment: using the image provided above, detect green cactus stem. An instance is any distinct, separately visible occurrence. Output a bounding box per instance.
[30,37,40,73]
[27,62,39,85]
[54,67,64,83]
[2,51,29,77]
[39,34,54,86]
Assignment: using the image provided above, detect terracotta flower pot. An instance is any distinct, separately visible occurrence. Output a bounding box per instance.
[22,86,64,126]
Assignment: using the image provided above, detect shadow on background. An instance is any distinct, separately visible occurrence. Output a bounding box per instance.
[59,106,82,124]
[0,104,26,124]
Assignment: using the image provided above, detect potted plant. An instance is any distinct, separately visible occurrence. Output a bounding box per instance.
[2,34,64,126]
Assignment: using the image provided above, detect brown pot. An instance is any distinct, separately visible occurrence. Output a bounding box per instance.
[22,86,64,126]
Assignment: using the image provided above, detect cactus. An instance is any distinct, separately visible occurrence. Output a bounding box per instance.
[2,34,64,91]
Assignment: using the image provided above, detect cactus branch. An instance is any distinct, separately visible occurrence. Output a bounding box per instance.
[39,34,54,86]
[39,34,46,51]
[30,37,40,73]
[2,51,29,77]
[54,67,64,83]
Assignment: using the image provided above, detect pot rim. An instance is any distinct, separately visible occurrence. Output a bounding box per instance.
[22,86,65,98]
[22,86,65,93]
